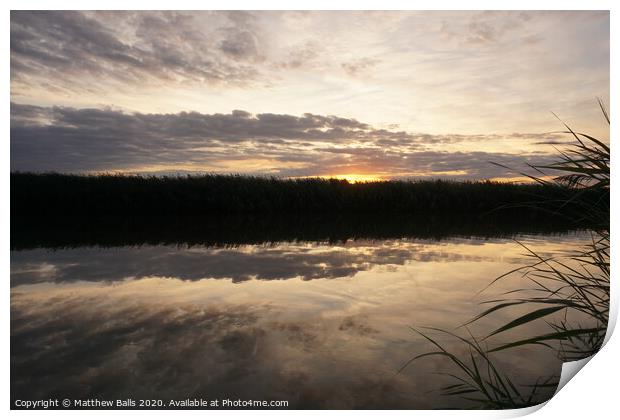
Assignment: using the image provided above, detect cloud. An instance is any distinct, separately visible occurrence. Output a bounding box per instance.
[276,42,321,69]
[10,11,264,95]
[11,103,563,178]
[341,57,380,76]
[219,29,261,61]
[9,11,609,141]
[438,11,543,46]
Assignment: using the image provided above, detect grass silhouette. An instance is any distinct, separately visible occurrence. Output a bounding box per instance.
[401,101,610,408]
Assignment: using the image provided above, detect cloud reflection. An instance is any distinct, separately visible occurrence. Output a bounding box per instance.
[11,236,585,408]
[11,284,414,408]
[10,239,523,286]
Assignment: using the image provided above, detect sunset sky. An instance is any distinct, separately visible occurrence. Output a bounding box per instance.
[10,10,610,181]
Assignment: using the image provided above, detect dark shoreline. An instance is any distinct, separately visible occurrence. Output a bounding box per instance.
[11,173,607,249]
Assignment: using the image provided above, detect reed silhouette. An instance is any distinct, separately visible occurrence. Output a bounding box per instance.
[401,101,610,409]
[11,174,605,250]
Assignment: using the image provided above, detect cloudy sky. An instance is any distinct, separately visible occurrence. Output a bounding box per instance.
[10,10,609,180]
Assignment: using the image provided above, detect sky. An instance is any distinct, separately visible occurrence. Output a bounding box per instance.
[10,10,610,181]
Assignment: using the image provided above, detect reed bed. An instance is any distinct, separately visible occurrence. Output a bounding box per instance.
[11,173,605,220]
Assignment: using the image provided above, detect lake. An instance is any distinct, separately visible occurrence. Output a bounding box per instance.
[10,231,593,409]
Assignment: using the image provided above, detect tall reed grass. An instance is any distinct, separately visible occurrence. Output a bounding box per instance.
[402,101,610,408]
[12,173,597,218]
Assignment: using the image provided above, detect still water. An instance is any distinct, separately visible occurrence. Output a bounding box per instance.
[11,232,592,409]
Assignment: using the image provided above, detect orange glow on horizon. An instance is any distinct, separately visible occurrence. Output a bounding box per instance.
[487,175,556,184]
[313,174,386,183]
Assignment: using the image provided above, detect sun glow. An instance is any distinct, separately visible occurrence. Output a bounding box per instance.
[487,175,555,184]
[319,174,386,183]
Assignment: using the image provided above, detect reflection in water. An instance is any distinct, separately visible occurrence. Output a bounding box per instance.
[11,233,591,409]
[11,236,582,286]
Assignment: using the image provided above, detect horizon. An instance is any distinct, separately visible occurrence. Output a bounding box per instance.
[9,170,550,184]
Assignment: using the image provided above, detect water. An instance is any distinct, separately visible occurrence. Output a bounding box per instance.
[10,232,592,409]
